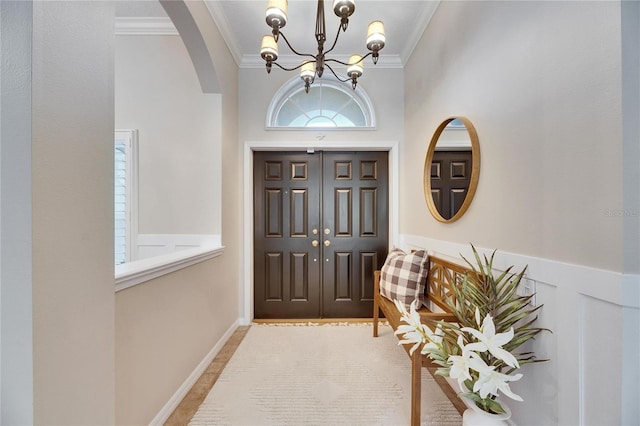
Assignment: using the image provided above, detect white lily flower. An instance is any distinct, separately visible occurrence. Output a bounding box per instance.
[395,300,428,355]
[447,335,474,392]
[396,329,424,355]
[467,355,523,401]
[394,299,410,320]
[461,313,520,369]
[475,306,481,327]
[394,299,423,329]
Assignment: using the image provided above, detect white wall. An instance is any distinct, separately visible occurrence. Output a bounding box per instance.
[620,2,640,424]
[405,1,624,272]
[114,2,242,424]
[115,257,239,424]
[239,65,405,322]
[239,66,404,144]
[31,2,116,423]
[115,34,221,235]
[403,2,639,425]
[0,2,33,423]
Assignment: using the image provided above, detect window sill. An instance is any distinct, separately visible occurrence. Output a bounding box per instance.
[115,244,225,292]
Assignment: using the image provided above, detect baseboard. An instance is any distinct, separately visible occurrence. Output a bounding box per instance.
[238,316,253,326]
[149,318,241,425]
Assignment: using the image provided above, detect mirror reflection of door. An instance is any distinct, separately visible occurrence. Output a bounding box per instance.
[253,151,389,319]
[424,117,481,223]
[430,150,473,220]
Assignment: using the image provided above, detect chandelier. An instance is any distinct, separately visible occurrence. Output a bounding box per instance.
[260,0,385,93]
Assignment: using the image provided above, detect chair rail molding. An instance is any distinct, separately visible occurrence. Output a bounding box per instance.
[400,234,640,426]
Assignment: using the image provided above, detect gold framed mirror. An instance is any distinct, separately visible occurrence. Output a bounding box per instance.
[423,117,480,223]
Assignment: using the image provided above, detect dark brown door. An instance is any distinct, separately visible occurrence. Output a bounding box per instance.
[253,152,321,318]
[254,151,388,319]
[321,152,388,317]
[430,150,472,220]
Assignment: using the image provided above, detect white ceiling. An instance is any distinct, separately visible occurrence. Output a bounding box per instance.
[115,0,440,69]
[115,1,168,17]
[205,0,439,68]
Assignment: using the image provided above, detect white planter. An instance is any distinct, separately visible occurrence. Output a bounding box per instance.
[462,398,511,426]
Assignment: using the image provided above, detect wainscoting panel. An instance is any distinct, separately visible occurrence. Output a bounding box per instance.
[579,295,622,426]
[400,235,640,426]
[512,279,559,426]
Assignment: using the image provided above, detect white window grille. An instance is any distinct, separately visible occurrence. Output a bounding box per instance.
[267,77,375,129]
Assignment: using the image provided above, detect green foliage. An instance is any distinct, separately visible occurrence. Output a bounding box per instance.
[425,244,550,412]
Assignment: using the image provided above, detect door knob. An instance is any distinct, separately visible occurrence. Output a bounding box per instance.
[324,240,331,247]
[312,240,319,247]
[324,228,331,235]
[312,228,318,235]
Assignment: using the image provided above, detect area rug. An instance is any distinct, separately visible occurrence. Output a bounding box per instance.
[189,323,461,426]
[189,324,462,426]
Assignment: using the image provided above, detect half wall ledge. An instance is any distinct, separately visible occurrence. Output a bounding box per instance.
[115,244,225,292]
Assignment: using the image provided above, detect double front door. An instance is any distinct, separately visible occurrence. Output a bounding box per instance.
[254,151,389,318]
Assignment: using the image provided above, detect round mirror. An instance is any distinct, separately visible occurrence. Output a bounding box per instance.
[423,117,480,223]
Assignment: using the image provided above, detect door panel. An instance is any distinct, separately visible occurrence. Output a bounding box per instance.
[321,152,389,318]
[254,152,321,318]
[254,151,388,318]
[430,150,472,220]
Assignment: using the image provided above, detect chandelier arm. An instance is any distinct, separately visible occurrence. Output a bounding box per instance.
[279,32,318,60]
[323,23,343,56]
[272,62,308,72]
[324,63,350,83]
[325,52,373,66]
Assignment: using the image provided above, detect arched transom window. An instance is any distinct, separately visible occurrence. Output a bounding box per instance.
[267,77,375,129]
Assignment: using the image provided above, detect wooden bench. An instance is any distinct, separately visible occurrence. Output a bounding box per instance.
[373,254,474,426]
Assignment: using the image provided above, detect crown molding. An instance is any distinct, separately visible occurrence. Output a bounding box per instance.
[204,0,243,67]
[400,0,440,65]
[115,3,434,67]
[240,53,404,70]
[114,17,178,36]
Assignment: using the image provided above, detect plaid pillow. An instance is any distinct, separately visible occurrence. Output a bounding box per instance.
[379,248,428,308]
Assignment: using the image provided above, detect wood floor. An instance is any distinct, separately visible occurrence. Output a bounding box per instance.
[164,321,465,424]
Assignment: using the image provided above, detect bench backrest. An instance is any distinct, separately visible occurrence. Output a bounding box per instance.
[426,255,476,313]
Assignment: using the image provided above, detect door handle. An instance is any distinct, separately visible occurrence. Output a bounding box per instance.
[324,240,331,247]
[312,240,319,247]
[324,228,331,235]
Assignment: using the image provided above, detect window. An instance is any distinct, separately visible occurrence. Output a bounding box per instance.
[267,77,375,129]
[114,129,138,265]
